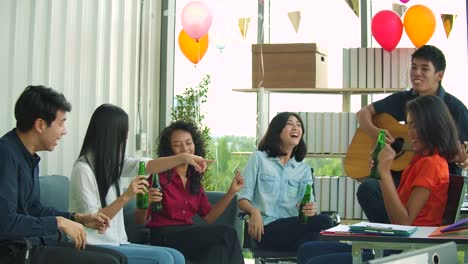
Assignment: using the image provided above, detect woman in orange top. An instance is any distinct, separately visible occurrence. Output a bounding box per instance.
[379,95,459,226]
[297,95,461,264]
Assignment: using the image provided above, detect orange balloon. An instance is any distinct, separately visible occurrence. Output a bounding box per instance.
[403,5,436,48]
[178,29,209,64]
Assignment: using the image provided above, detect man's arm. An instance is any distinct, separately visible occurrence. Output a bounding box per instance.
[451,104,468,169]
[357,104,380,140]
[450,104,468,143]
[28,199,69,218]
[358,91,410,143]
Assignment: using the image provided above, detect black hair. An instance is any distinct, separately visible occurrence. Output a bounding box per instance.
[79,104,128,208]
[411,45,446,72]
[157,120,205,195]
[15,85,71,132]
[258,112,307,161]
[406,95,458,161]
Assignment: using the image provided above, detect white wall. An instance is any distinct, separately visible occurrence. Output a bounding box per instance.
[0,0,162,177]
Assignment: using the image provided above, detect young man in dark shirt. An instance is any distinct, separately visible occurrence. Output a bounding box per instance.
[0,86,127,264]
[356,45,468,223]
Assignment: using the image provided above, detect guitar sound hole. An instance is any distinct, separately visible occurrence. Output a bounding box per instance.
[391,138,405,155]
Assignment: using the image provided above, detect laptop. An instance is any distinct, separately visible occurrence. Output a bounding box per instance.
[368,242,457,264]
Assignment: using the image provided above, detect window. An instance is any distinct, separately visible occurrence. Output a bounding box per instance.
[172,0,467,190]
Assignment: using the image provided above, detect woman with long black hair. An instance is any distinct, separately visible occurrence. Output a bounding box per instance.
[69,104,210,264]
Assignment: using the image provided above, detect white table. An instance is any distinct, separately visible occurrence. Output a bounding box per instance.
[321,226,468,264]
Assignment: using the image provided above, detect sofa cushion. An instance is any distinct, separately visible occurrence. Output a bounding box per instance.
[123,199,150,244]
[39,175,70,212]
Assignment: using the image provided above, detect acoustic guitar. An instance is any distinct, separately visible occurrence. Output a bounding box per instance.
[344,113,414,180]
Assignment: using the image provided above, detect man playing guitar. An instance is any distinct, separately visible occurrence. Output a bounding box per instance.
[355,45,468,223]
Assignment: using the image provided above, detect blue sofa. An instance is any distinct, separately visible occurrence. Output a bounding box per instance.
[123,190,243,244]
[39,175,243,245]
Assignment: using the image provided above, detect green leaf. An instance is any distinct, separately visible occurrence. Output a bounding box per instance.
[171,74,217,190]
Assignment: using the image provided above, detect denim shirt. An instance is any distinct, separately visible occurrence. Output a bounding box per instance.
[238,150,314,225]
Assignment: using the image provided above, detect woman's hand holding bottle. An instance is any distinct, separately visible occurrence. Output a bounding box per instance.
[124,175,149,200]
[301,202,317,217]
[148,187,163,203]
[377,144,396,176]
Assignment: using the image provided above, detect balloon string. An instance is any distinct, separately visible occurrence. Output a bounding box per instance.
[198,43,200,65]
[257,18,265,88]
[384,51,391,93]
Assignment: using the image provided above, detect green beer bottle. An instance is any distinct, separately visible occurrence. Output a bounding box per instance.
[136,161,149,209]
[298,184,312,224]
[369,130,386,180]
[150,173,163,212]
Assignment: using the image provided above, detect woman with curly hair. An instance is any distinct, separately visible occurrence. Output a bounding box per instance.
[70,104,211,264]
[138,120,245,264]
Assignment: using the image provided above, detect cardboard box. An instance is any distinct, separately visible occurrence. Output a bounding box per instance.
[252,43,328,88]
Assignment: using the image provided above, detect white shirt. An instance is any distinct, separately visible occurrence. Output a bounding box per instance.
[69,156,150,246]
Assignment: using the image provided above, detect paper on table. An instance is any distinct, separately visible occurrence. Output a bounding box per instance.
[350,222,418,237]
[321,224,351,234]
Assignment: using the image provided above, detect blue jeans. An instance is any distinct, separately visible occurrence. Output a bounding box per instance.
[99,243,185,264]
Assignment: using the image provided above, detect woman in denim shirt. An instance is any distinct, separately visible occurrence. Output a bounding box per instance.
[238,112,333,251]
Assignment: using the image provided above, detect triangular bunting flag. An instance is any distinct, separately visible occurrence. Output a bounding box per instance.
[288,11,301,34]
[345,0,359,17]
[441,14,457,38]
[238,17,251,39]
[392,3,408,17]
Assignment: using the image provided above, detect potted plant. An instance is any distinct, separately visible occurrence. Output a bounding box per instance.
[170,74,216,190]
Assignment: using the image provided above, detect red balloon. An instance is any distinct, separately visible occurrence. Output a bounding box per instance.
[371,10,403,52]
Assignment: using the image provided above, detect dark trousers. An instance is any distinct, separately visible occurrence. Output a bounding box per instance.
[258,214,333,251]
[0,242,127,264]
[356,172,401,223]
[150,224,244,264]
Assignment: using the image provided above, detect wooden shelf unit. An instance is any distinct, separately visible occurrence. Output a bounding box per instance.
[233,87,407,143]
[232,88,407,94]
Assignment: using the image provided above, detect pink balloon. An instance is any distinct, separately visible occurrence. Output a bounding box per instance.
[400,0,409,3]
[181,2,212,41]
[371,10,403,52]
